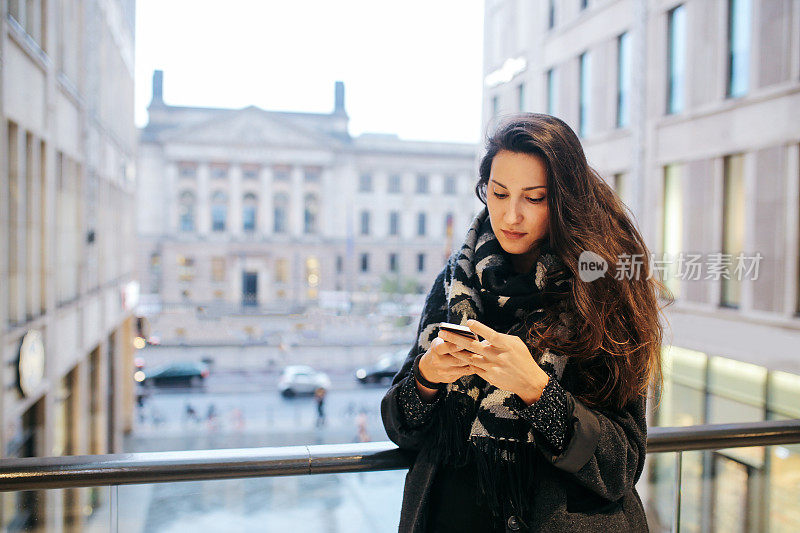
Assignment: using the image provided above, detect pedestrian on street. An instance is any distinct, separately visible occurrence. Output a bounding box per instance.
[381,114,669,532]
[184,402,199,424]
[356,410,370,442]
[314,387,327,427]
[206,403,218,431]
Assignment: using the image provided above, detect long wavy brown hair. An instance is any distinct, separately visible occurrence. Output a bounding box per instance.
[476,113,674,411]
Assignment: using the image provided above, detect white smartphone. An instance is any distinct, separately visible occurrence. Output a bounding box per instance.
[438,322,479,341]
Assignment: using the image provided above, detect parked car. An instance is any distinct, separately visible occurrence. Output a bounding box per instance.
[355,348,408,385]
[137,361,209,388]
[278,365,331,397]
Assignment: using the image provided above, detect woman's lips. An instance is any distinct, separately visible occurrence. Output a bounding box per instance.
[502,230,526,240]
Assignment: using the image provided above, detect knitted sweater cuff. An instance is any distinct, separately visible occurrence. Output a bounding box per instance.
[514,373,570,454]
[396,373,442,428]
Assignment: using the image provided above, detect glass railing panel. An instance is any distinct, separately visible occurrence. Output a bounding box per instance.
[766,441,800,532]
[0,486,116,532]
[645,443,800,533]
[642,451,678,533]
[116,469,405,533]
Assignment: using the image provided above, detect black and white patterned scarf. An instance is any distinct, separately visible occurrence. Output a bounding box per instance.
[414,206,576,519]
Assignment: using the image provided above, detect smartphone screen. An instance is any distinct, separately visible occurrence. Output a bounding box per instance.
[438,322,479,341]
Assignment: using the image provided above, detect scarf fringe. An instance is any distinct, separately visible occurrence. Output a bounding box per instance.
[428,388,540,522]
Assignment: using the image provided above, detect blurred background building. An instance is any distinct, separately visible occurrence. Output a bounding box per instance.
[136,72,478,314]
[1,0,137,529]
[482,0,800,530]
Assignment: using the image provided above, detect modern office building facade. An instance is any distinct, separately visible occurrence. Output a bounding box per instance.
[1,0,137,529]
[482,0,800,530]
[137,72,478,312]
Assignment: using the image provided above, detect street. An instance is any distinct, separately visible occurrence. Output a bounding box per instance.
[118,369,405,532]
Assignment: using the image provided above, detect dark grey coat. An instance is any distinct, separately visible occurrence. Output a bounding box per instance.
[381,345,650,533]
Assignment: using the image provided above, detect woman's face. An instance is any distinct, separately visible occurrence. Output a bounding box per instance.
[486,150,550,272]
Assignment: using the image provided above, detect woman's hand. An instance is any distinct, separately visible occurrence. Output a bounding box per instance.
[418,337,477,386]
[415,336,482,400]
[437,319,550,406]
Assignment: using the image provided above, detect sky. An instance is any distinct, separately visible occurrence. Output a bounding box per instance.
[134,0,485,144]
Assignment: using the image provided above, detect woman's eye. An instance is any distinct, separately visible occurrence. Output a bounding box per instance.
[492,192,507,199]
[528,197,545,203]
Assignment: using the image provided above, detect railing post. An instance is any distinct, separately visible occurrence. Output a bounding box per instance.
[671,451,682,533]
[110,484,119,533]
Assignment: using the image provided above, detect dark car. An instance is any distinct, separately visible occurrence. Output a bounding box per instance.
[137,361,209,388]
[355,349,408,385]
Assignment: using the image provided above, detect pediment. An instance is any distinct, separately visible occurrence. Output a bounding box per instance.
[161,106,333,148]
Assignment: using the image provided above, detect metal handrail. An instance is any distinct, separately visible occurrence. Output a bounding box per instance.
[0,419,798,491]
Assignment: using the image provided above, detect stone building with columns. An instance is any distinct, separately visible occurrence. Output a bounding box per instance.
[137,71,479,311]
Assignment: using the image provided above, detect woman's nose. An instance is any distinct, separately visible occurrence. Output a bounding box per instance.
[504,203,522,225]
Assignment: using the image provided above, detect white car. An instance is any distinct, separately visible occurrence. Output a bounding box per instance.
[278,365,331,397]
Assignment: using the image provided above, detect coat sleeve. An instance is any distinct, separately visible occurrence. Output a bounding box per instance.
[381,261,450,452]
[524,379,648,503]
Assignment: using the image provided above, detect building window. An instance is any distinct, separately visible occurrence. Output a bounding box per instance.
[178,255,195,282]
[211,257,226,282]
[388,174,402,193]
[580,0,589,10]
[275,258,289,283]
[304,193,319,234]
[417,253,425,273]
[416,174,429,194]
[306,257,320,299]
[612,173,628,206]
[389,253,398,272]
[242,193,257,232]
[491,96,499,117]
[546,68,558,116]
[360,253,369,272]
[359,173,373,192]
[242,165,260,180]
[211,192,227,232]
[149,253,161,293]
[667,5,686,115]
[273,193,288,234]
[579,51,592,137]
[517,83,526,112]
[304,167,322,183]
[445,212,454,239]
[179,191,195,232]
[178,162,197,179]
[8,0,45,47]
[721,154,745,308]
[210,163,228,180]
[360,210,371,235]
[417,212,427,236]
[273,166,290,181]
[548,0,555,29]
[389,211,400,236]
[336,255,343,274]
[617,32,631,128]
[662,165,683,299]
[444,175,456,195]
[727,0,751,98]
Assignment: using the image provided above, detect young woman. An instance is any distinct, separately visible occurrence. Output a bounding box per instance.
[381,113,670,532]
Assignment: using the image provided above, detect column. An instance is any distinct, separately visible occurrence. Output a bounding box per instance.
[290,165,303,237]
[230,164,243,237]
[166,162,179,233]
[26,135,41,318]
[197,163,211,235]
[259,166,273,235]
[9,125,26,323]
